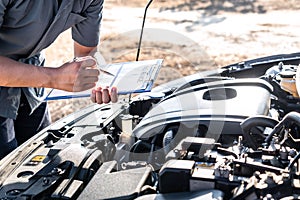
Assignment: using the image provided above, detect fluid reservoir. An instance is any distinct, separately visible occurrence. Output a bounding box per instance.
[280,70,298,97]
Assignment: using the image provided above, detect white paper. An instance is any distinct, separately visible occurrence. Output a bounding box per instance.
[45,59,163,101]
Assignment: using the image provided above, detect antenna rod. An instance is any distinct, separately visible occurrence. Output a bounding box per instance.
[136,0,153,61]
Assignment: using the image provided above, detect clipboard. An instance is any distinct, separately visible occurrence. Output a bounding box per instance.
[44,59,163,101]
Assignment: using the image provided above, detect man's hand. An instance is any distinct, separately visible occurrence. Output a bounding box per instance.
[55,56,119,104]
[91,86,118,104]
[54,56,100,92]
[0,55,98,91]
[73,43,119,104]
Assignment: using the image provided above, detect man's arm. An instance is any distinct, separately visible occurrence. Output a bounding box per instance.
[72,0,118,103]
[73,42,118,103]
[0,56,53,88]
[0,55,99,92]
[74,41,96,57]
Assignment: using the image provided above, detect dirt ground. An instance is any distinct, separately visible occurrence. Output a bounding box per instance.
[45,0,300,122]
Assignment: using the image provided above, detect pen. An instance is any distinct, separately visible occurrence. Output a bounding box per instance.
[73,56,115,77]
[98,68,115,77]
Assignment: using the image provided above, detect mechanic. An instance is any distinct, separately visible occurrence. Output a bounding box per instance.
[0,0,117,159]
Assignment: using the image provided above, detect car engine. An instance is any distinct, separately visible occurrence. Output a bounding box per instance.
[1,53,300,200]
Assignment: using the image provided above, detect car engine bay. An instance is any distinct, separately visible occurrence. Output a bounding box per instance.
[1,53,300,199]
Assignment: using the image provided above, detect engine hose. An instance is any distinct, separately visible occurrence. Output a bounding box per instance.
[162,130,174,154]
[288,150,300,170]
[130,140,152,153]
[265,112,300,145]
[240,116,279,150]
[148,135,158,163]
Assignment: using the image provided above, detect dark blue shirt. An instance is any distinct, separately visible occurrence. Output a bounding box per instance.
[0,0,104,119]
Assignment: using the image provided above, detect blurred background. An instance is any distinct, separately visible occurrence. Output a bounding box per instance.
[45,0,300,122]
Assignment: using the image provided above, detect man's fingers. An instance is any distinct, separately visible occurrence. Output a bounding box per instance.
[91,87,118,104]
[77,76,99,85]
[96,87,103,104]
[110,87,118,103]
[81,58,96,68]
[79,68,100,77]
[73,83,96,92]
[74,67,99,91]
[91,89,96,103]
[74,56,97,68]
[102,87,110,103]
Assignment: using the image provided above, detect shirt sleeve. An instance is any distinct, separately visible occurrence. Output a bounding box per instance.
[72,0,104,47]
[0,0,10,28]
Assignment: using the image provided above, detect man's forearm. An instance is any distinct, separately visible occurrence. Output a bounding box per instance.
[0,55,100,92]
[0,56,55,88]
[74,41,97,57]
[0,42,101,90]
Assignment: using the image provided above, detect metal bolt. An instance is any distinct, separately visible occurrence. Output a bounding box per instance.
[42,177,50,186]
[6,189,21,196]
[263,194,274,200]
